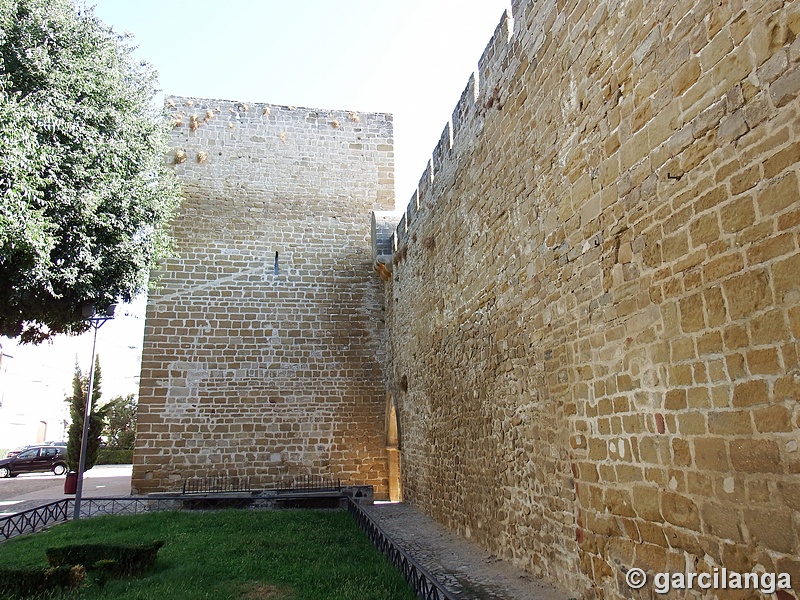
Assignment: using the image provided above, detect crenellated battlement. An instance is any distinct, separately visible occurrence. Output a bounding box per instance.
[431,121,453,182]
[391,5,520,252]
[477,9,514,102]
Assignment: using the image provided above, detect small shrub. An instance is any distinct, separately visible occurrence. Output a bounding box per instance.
[46,541,164,577]
[0,565,86,598]
[96,448,133,464]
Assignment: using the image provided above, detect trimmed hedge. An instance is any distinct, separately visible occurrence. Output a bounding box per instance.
[0,565,86,598]
[0,542,162,597]
[46,541,164,578]
[96,448,133,464]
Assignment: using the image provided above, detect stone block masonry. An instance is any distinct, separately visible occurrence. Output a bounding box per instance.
[384,0,800,598]
[133,98,394,497]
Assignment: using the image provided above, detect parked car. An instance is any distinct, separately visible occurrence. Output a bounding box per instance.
[0,445,67,477]
[5,441,65,459]
[5,445,35,458]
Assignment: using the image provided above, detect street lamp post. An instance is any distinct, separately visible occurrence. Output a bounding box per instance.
[72,303,116,521]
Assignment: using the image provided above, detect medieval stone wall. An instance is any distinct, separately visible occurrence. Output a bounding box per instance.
[385,0,800,597]
[133,98,394,496]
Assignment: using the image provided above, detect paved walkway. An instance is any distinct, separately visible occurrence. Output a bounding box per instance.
[365,503,567,600]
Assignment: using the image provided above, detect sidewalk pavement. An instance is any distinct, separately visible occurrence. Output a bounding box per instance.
[365,502,567,600]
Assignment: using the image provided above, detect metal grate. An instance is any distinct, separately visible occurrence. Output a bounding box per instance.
[276,474,341,493]
[347,499,458,600]
[182,475,252,494]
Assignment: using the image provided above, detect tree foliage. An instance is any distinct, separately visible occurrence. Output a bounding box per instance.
[103,393,137,450]
[65,355,108,472]
[0,0,179,343]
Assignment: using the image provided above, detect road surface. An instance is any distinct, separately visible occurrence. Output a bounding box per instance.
[0,464,132,515]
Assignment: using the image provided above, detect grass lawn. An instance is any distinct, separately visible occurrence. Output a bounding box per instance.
[0,509,416,599]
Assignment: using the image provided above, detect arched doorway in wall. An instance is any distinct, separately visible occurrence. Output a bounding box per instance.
[386,394,402,502]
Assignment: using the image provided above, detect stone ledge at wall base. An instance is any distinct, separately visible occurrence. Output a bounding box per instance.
[146,485,374,510]
[340,485,374,505]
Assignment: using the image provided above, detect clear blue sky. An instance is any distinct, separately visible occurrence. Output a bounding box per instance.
[89,0,511,201]
[1,0,510,446]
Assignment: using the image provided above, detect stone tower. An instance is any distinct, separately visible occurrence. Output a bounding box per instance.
[133,97,394,497]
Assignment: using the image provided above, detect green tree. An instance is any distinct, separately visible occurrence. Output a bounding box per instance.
[0,0,179,343]
[103,393,137,450]
[65,355,108,472]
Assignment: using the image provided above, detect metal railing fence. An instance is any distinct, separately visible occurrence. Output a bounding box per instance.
[0,497,187,542]
[182,476,252,494]
[276,474,341,493]
[0,500,70,541]
[347,499,458,600]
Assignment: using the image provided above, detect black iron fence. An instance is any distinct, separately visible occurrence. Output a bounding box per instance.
[276,474,341,493]
[0,499,70,541]
[75,497,182,518]
[347,499,458,600]
[182,475,252,494]
[1,475,342,542]
[0,498,188,542]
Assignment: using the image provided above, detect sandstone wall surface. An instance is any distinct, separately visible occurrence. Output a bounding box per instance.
[386,0,800,597]
[134,98,394,497]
